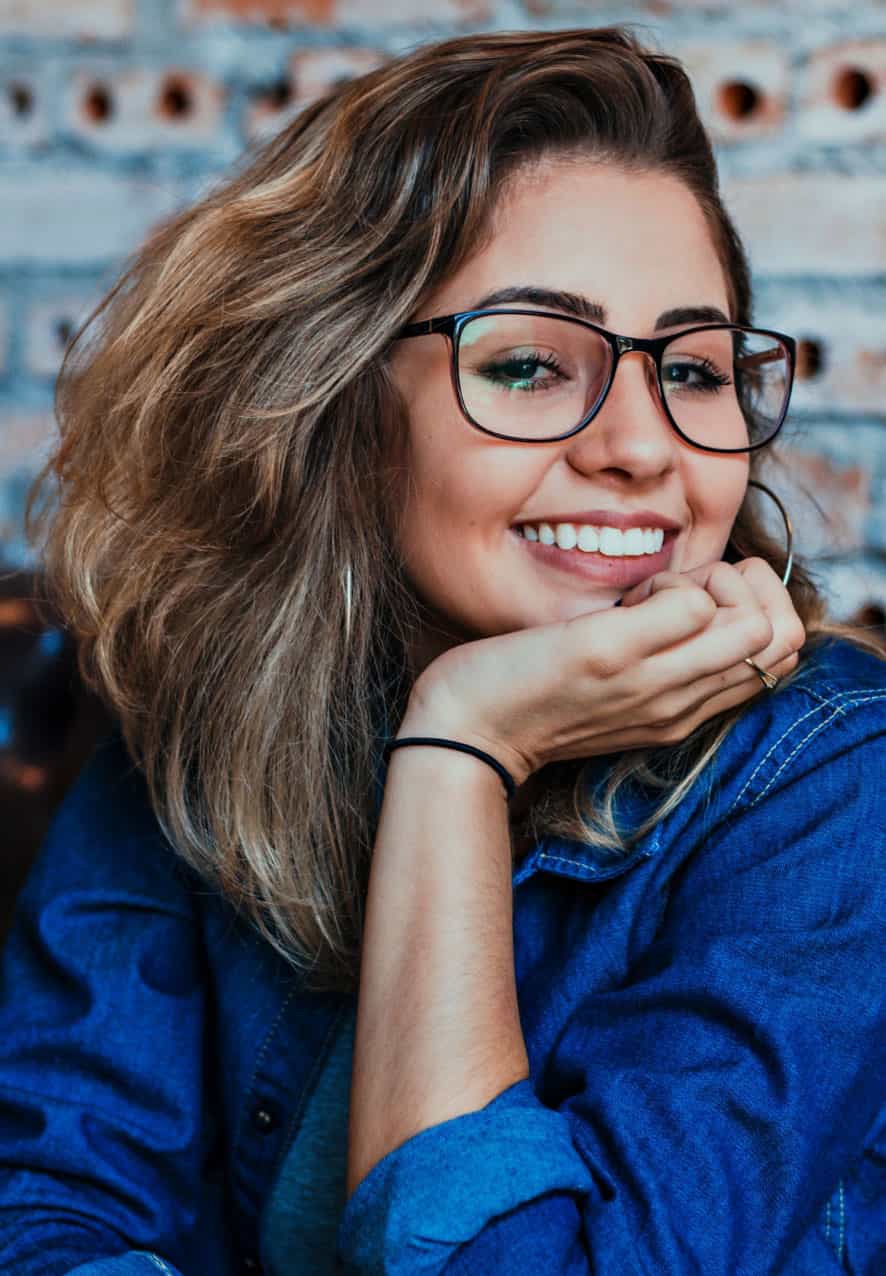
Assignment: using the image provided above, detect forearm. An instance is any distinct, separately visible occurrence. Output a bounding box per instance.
[346,736,530,1198]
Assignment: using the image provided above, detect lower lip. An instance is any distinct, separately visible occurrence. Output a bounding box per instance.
[510,529,677,589]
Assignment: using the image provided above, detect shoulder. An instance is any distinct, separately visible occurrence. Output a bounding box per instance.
[665,637,885,853]
[785,632,886,704]
[655,637,886,915]
[19,726,201,918]
[724,636,884,810]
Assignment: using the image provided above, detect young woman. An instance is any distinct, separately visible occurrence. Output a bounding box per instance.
[2,26,883,1276]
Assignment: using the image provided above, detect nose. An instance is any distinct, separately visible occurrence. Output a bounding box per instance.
[565,348,677,483]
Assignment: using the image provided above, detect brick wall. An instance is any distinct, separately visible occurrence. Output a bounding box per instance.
[1,0,883,622]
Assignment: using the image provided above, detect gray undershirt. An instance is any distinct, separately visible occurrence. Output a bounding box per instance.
[261,1001,357,1274]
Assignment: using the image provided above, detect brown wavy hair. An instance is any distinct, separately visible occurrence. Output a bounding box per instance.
[24,26,877,994]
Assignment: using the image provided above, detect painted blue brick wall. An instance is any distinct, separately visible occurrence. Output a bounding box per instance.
[0,0,883,619]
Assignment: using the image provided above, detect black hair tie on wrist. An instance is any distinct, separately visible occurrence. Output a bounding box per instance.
[383,737,516,800]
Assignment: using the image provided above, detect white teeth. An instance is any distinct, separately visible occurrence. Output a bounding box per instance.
[554,523,578,550]
[622,528,645,556]
[599,527,624,556]
[516,522,668,557]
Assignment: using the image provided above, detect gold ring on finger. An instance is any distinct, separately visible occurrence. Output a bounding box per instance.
[744,656,779,691]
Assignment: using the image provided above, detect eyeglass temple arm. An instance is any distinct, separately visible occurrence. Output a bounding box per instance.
[738,351,785,371]
[398,318,452,339]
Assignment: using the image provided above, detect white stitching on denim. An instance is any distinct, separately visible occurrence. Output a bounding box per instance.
[730,691,886,815]
[838,1179,845,1264]
[752,706,846,806]
[732,699,833,811]
[752,693,886,809]
[538,852,598,872]
[825,1195,831,1240]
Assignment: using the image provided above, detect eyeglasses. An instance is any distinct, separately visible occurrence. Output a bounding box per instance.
[396,308,796,454]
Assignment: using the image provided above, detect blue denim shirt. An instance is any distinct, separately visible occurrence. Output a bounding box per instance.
[0,637,883,1276]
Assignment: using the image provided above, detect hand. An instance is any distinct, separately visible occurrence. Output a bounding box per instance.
[400,558,806,787]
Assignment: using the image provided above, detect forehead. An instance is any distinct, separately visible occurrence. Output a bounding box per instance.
[430,159,730,328]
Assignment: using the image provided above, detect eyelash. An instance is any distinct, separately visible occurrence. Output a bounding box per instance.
[475,352,734,394]
[479,350,564,388]
[665,356,732,390]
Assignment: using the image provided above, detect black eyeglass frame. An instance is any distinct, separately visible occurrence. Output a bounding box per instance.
[396,308,797,454]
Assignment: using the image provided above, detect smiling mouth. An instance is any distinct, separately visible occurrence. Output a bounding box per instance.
[510,524,678,587]
[513,522,667,558]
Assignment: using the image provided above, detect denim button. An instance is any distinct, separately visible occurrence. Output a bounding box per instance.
[242,1256,261,1273]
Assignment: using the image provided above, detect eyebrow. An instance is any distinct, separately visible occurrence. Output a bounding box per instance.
[468,286,730,331]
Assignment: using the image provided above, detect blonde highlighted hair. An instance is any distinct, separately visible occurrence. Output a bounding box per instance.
[25,26,879,993]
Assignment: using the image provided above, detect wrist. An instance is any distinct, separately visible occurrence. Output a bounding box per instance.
[395,695,533,791]
[390,731,521,799]
[385,737,513,800]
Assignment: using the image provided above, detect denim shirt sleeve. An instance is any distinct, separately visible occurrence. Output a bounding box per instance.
[67,1255,182,1276]
[0,741,221,1276]
[336,689,886,1275]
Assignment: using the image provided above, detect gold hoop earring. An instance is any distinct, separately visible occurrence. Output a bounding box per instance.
[746,478,794,588]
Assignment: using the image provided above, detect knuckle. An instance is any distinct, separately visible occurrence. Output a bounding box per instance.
[708,560,736,590]
[654,693,684,724]
[686,587,717,624]
[741,555,770,577]
[746,610,774,651]
[789,616,807,651]
[585,649,627,680]
[778,649,801,675]
[657,719,692,745]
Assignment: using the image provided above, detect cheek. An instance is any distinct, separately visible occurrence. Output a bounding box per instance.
[397,435,549,625]
[687,456,748,552]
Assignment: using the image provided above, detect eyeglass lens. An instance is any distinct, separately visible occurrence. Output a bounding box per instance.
[456,313,790,449]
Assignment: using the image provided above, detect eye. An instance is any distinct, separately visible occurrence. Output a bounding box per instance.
[662,356,732,394]
[477,349,565,392]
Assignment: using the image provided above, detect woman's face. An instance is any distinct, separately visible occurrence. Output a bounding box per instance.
[389,160,749,660]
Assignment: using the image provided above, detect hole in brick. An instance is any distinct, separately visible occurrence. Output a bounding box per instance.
[159,77,193,121]
[833,66,874,111]
[55,319,74,349]
[9,82,34,117]
[796,338,825,380]
[717,80,762,120]
[83,83,113,124]
[851,601,885,629]
[265,80,292,110]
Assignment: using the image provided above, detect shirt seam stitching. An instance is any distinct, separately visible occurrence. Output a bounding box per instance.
[728,689,886,816]
[752,701,870,808]
[234,982,302,1151]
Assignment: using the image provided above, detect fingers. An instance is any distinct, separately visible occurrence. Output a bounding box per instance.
[566,573,716,668]
[733,557,806,670]
[563,557,805,755]
[620,570,698,608]
[634,563,771,687]
[626,558,803,673]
